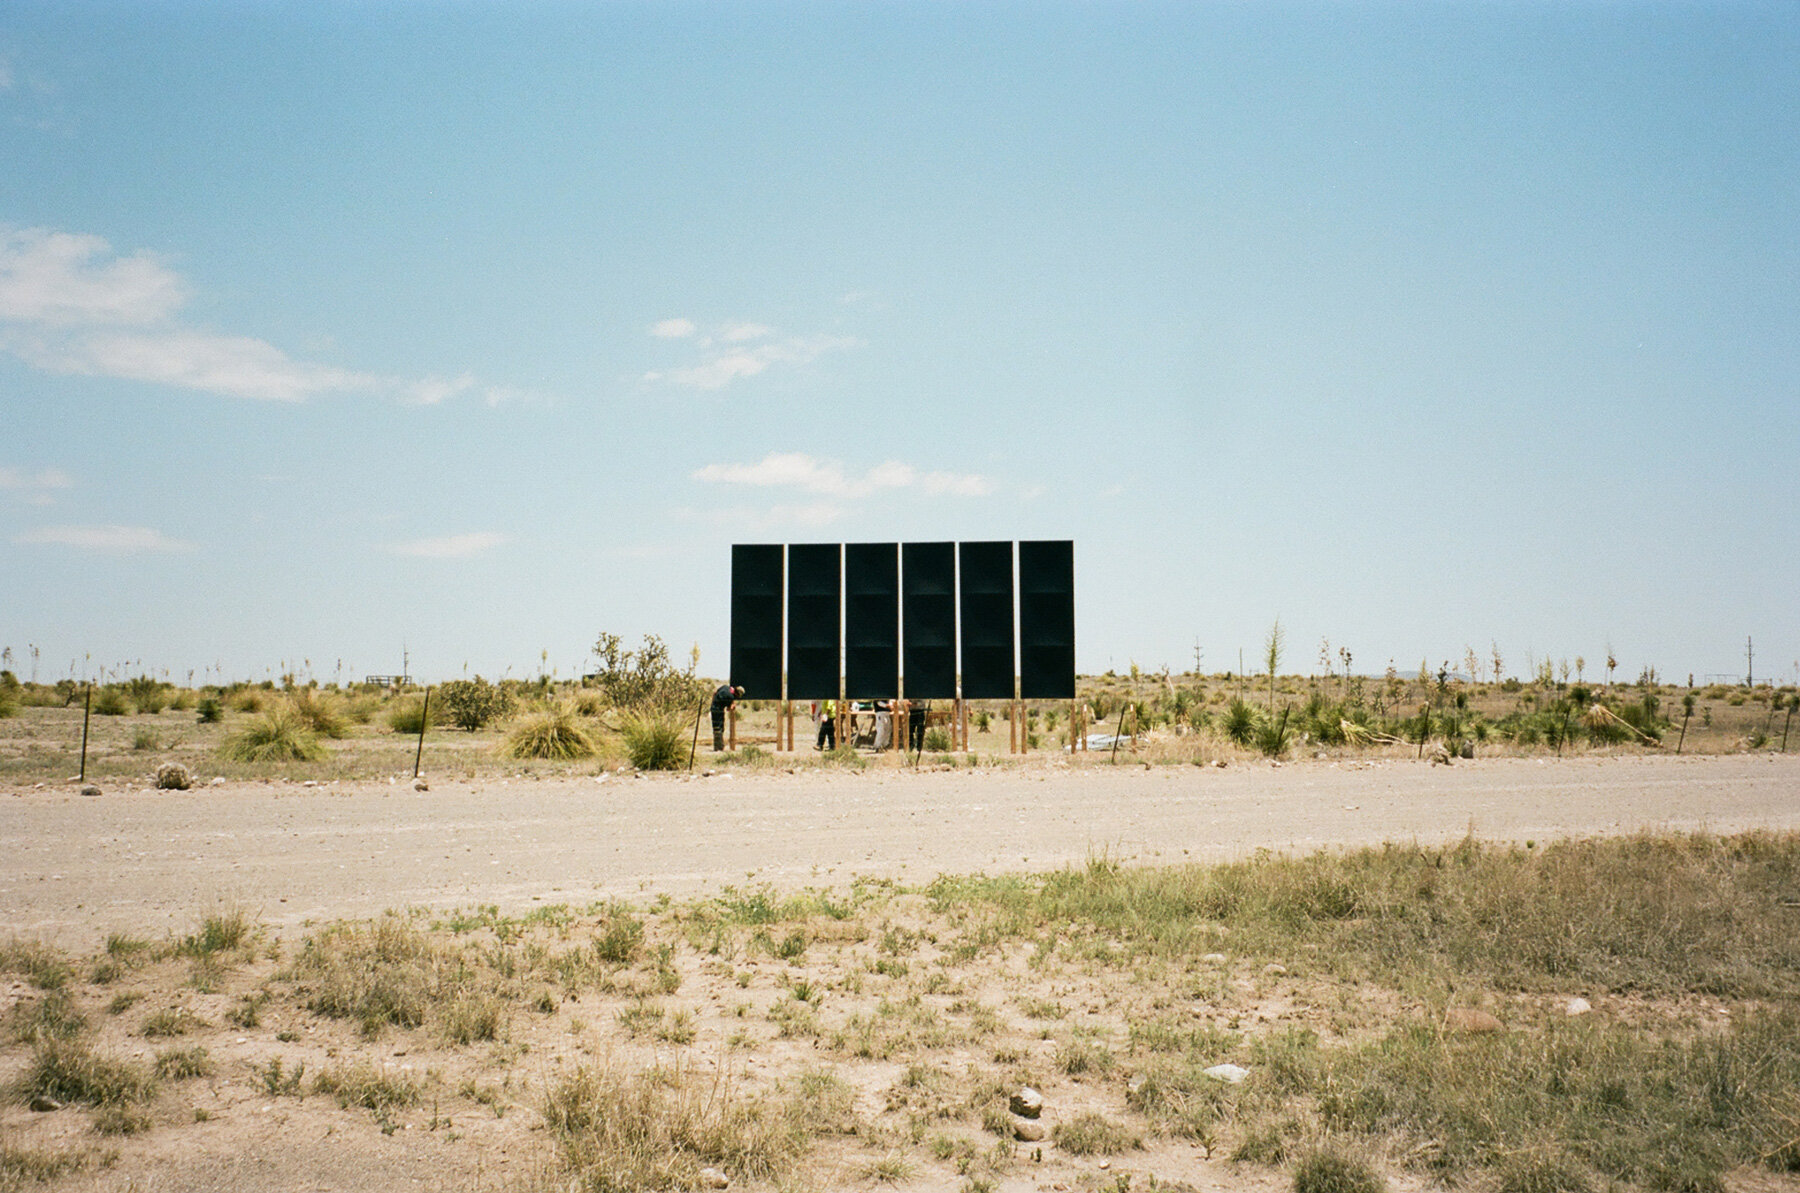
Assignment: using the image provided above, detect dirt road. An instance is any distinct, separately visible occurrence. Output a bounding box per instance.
[4,753,1796,946]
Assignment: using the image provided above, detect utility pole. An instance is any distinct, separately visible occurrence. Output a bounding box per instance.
[1192,638,1203,676]
[1746,636,1754,687]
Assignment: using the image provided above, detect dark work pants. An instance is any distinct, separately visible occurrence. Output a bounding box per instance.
[711,708,726,751]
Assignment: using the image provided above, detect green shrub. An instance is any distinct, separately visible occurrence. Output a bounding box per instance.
[588,632,707,712]
[195,697,223,723]
[218,704,327,763]
[124,676,166,714]
[92,686,130,716]
[503,703,597,760]
[387,698,428,734]
[924,727,952,752]
[436,678,513,732]
[619,711,686,770]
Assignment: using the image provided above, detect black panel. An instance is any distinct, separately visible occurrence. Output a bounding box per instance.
[786,543,841,699]
[958,541,1015,699]
[729,544,784,698]
[845,543,898,698]
[1019,540,1076,699]
[902,541,956,699]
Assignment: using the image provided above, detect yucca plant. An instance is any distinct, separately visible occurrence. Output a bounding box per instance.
[218,703,327,763]
[1255,707,1291,758]
[503,702,597,760]
[1223,698,1259,746]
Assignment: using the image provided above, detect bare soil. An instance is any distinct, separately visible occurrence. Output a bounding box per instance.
[2,753,1798,1193]
[4,753,1796,949]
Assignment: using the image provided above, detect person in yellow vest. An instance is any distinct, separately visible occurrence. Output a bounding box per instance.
[815,699,837,750]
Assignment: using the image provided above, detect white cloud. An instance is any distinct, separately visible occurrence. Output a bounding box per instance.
[0,228,184,326]
[14,327,384,403]
[651,317,696,338]
[658,333,859,391]
[0,224,493,405]
[0,465,73,506]
[692,452,995,500]
[387,531,506,559]
[719,321,771,343]
[401,374,476,406]
[14,524,194,552]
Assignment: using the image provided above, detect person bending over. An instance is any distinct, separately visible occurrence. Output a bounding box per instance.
[711,684,743,751]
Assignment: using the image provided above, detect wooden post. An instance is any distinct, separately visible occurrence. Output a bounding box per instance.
[785,701,794,751]
[728,705,737,750]
[413,685,430,778]
[78,682,93,783]
[958,699,968,751]
[1019,701,1027,754]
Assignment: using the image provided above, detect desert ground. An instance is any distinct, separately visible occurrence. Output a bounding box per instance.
[3,753,1798,950]
[3,750,1799,1193]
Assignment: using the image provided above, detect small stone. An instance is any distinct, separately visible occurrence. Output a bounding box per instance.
[1445,1007,1505,1033]
[1014,1118,1048,1142]
[210,777,226,786]
[79,784,101,797]
[1263,963,1287,976]
[29,1094,63,1112]
[1565,997,1592,1017]
[413,778,429,792]
[1201,952,1228,965]
[155,763,194,791]
[1203,1063,1249,1083]
[1212,759,1226,768]
[1009,1087,1043,1118]
[1098,1160,1110,1170]
[700,1166,731,1189]
[1459,741,1475,759]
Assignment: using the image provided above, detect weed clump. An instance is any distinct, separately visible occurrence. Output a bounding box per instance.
[312,1062,421,1113]
[544,1060,808,1192]
[619,711,686,770]
[287,688,350,738]
[218,704,326,763]
[502,702,597,760]
[17,1037,156,1107]
[1294,1145,1387,1193]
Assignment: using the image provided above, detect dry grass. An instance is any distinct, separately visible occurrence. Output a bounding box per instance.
[0,832,1796,1193]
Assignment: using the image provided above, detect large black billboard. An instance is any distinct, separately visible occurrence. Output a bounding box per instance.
[785,543,842,700]
[728,544,783,698]
[844,542,899,698]
[901,541,956,698]
[1018,539,1076,699]
[958,541,1015,700]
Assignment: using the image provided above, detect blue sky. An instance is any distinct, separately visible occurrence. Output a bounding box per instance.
[2,1,1795,688]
